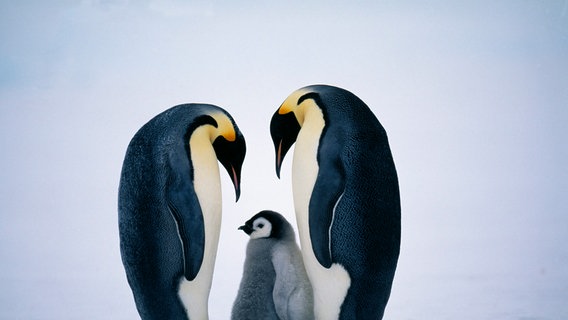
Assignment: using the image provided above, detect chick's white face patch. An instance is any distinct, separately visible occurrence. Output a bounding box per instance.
[250,217,272,239]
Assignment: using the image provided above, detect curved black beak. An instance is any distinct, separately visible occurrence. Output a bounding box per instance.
[230,164,241,201]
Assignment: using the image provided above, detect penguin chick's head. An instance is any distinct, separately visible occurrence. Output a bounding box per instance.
[238,210,295,240]
[207,111,246,201]
[270,87,323,178]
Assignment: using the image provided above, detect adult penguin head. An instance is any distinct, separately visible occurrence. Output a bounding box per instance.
[270,88,323,178]
[204,111,246,201]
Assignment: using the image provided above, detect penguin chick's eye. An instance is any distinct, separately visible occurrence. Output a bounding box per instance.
[249,217,272,239]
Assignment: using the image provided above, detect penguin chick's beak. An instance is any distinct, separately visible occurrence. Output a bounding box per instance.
[238,224,253,235]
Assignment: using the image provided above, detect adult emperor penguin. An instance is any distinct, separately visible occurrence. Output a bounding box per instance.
[118,103,246,320]
[232,210,314,320]
[270,85,401,319]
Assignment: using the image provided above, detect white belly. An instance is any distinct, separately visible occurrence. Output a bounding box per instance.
[292,107,350,320]
[177,128,223,320]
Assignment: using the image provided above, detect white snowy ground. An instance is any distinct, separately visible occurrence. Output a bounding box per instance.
[1,1,567,319]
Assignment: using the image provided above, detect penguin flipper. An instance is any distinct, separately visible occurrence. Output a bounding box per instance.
[167,196,204,281]
[167,190,205,281]
[308,163,345,268]
[166,148,205,281]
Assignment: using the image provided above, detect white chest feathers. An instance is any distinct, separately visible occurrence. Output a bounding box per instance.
[177,125,223,320]
[291,106,351,320]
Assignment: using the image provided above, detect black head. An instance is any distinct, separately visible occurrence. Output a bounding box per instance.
[184,108,246,202]
[238,210,294,240]
[213,132,246,201]
[270,89,326,178]
[270,111,301,178]
[187,108,246,202]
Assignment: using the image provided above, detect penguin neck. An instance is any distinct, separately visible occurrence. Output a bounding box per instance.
[292,105,324,223]
[291,104,351,320]
[178,125,223,320]
[291,103,324,242]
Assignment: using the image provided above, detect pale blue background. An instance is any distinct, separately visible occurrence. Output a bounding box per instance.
[1,1,567,319]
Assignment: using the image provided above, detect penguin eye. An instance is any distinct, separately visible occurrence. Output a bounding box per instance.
[249,217,272,239]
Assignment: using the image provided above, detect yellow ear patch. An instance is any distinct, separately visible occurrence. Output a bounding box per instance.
[209,112,236,142]
[277,88,317,125]
[278,100,295,115]
[278,88,308,115]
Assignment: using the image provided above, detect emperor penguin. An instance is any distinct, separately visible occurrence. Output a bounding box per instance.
[231,210,314,320]
[118,103,246,320]
[270,85,401,319]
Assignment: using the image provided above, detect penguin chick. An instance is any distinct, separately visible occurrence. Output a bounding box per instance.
[231,210,314,320]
